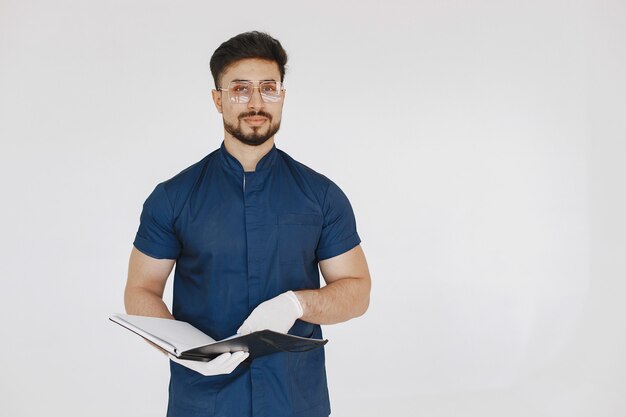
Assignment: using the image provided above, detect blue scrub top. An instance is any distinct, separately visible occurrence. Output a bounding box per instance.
[133,142,361,417]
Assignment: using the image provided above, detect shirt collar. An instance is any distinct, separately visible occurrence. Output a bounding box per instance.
[219,140,278,173]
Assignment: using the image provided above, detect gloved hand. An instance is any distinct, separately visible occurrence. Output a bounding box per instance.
[169,351,249,376]
[237,291,304,335]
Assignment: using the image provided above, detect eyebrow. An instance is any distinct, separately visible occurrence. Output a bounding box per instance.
[230,78,278,83]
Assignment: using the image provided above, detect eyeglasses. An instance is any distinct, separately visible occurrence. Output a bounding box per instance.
[218,80,284,104]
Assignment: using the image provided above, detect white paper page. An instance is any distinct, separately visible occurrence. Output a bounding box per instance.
[110,314,216,355]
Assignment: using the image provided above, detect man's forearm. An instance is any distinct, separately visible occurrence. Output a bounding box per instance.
[295,277,370,325]
[124,287,174,320]
[124,287,174,355]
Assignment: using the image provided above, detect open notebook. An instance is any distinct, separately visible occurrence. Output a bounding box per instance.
[110,314,327,362]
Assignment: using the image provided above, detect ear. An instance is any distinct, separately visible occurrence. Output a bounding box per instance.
[211,89,223,113]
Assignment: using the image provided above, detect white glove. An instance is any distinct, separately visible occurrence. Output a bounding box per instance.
[237,291,304,335]
[169,351,249,376]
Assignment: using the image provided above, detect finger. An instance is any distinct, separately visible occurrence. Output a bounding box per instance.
[224,351,247,366]
[223,352,250,374]
[206,352,231,368]
[230,351,247,361]
[221,351,247,370]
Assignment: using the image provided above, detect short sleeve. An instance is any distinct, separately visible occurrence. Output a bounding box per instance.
[133,183,181,260]
[316,181,361,260]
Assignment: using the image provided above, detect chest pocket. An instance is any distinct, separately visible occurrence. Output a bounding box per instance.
[278,213,323,265]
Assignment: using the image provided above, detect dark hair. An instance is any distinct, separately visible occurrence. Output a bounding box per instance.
[210,31,288,89]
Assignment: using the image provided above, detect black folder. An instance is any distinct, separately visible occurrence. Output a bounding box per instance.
[110,313,327,362]
[178,330,327,362]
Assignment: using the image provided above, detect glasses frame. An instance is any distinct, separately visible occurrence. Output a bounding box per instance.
[217,80,285,104]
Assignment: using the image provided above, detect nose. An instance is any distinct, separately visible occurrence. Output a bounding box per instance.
[247,86,265,110]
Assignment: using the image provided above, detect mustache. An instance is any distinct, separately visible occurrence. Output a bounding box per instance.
[239,110,272,120]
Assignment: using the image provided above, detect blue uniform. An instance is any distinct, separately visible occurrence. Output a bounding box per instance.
[133,142,361,417]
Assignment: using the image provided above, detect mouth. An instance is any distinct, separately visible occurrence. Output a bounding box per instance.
[242,116,268,126]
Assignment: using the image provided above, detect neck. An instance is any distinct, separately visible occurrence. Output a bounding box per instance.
[223,135,275,172]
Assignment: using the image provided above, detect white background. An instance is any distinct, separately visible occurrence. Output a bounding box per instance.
[1,0,625,416]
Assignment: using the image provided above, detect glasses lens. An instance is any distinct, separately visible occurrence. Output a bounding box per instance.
[228,81,251,103]
[260,81,281,102]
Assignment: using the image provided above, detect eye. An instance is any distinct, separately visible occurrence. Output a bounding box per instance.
[231,83,250,94]
[261,82,278,94]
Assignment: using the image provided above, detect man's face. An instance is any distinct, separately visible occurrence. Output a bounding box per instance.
[212,58,285,147]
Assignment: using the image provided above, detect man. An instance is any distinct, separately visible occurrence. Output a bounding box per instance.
[124,31,371,417]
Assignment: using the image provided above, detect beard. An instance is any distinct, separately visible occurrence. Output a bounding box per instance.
[224,110,281,147]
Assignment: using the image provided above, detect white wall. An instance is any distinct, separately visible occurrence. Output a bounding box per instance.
[0,1,624,416]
